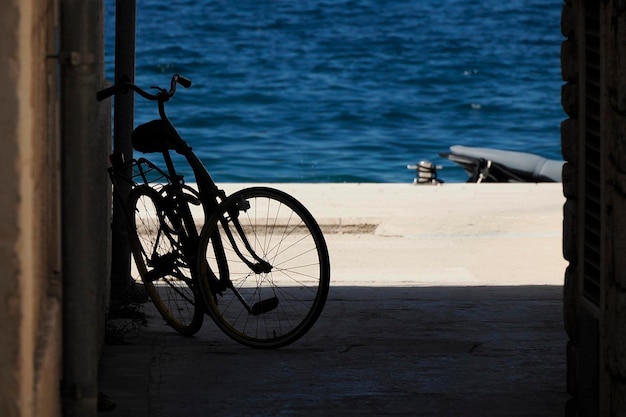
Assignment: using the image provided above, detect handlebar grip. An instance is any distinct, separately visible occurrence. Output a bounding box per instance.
[176,75,192,88]
[96,84,119,101]
[96,75,132,101]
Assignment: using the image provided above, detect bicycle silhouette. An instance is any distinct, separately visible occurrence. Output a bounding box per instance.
[98,74,330,348]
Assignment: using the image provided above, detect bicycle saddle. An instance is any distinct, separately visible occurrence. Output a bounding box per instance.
[132,120,177,153]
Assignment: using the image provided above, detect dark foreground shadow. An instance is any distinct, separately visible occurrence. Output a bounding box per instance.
[98,285,568,417]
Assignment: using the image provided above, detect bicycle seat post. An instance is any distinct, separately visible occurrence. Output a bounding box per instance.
[161,150,183,185]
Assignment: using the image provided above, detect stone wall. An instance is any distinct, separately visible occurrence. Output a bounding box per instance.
[603,1,626,414]
[562,0,626,415]
[0,1,62,416]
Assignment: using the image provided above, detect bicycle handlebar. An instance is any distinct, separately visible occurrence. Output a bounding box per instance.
[96,73,192,102]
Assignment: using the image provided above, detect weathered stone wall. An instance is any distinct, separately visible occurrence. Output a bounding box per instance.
[563,0,626,415]
[603,1,626,414]
[0,0,62,416]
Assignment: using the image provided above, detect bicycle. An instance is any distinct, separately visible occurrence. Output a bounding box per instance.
[98,74,330,348]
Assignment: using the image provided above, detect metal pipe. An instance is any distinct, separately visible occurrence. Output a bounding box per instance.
[60,0,104,416]
[110,0,137,300]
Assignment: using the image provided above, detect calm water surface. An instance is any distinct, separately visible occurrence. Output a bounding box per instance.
[104,0,564,183]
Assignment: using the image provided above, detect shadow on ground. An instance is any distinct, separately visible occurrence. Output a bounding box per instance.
[98,285,568,417]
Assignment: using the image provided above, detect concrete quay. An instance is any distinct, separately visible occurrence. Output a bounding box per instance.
[98,183,569,416]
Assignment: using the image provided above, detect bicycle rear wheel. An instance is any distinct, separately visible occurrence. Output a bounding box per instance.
[197,187,330,348]
[127,185,203,336]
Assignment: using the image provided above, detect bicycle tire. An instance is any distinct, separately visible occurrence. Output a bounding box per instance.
[197,187,330,348]
[127,184,203,336]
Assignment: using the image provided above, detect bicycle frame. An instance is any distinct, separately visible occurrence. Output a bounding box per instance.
[151,90,270,281]
[102,74,272,295]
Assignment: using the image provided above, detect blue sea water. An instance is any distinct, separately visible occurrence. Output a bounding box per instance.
[104,0,564,183]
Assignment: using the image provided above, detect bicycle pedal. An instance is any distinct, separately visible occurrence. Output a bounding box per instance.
[250,297,279,316]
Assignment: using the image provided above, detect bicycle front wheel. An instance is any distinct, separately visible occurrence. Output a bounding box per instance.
[197,187,330,348]
[128,185,203,336]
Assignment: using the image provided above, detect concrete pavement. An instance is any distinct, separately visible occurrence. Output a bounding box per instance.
[98,183,569,416]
